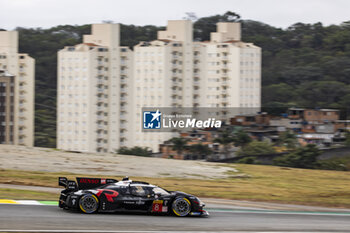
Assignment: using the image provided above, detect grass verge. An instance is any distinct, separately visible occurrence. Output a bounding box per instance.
[0,188,58,201]
[1,165,350,208]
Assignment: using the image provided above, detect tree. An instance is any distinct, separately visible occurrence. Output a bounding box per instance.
[279,130,298,149]
[345,131,350,146]
[263,83,297,103]
[169,137,188,157]
[188,144,212,160]
[274,144,321,169]
[223,11,241,22]
[234,130,252,147]
[214,130,235,158]
[238,141,276,156]
[117,146,152,157]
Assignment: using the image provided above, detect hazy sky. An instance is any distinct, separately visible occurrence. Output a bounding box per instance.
[1,0,350,30]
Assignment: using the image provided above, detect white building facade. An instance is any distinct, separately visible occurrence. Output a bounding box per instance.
[0,31,35,146]
[57,21,261,153]
[57,24,133,152]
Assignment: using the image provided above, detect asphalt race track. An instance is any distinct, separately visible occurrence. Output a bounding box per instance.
[1,204,350,232]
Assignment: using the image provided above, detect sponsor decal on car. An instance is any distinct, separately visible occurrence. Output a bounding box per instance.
[152,200,163,213]
[123,201,135,204]
[136,199,145,205]
[96,189,119,202]
[79,178,100,184]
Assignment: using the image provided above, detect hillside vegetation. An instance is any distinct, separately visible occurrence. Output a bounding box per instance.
[4,12,350,147]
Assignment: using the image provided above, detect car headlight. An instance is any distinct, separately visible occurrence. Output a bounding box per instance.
[197,198,205,206]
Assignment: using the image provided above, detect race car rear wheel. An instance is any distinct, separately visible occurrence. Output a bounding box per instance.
[79,194,99,214]
[172,197,191,217]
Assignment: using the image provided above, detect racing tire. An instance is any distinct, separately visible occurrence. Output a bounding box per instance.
[171,197,191,217]
[79,194,99,214]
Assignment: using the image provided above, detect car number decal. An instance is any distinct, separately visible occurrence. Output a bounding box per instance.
[152,200,163,212]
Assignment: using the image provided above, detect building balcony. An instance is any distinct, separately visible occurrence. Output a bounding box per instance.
[221,75,228,81]
[97,79,104,85]
[97,88,105,93]
[18,130,26,136]
[97,124,106,130]
[19,103,26,108]
[19,112,26,119]
[96,106,105,112]
[19,95,26,101]
[19,77,26,83]
[120,105,126,111]
[97,132,106,138]
[97,97,105,103]
[221,102,228,107]
[96,114,105,120]
[18,139,25,145]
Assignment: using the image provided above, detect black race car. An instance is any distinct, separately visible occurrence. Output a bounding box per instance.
[58,177,209,217]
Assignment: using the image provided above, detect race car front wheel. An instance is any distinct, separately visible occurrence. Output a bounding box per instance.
[172,197,191,217]
[79,194,99,214]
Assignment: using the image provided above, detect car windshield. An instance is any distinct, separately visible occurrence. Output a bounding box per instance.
[152,187,170,195]
[130,184,170,196]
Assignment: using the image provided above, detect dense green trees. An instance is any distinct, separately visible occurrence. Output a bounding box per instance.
[15,12,350,148]
[169,137,188,157]
[274,144,321,168]
[117,146,152,157]
[237,141,276,156]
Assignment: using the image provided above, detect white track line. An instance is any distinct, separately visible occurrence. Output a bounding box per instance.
[0,231,335,233]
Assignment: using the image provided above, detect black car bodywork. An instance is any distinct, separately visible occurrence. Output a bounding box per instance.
[58,177,208,217]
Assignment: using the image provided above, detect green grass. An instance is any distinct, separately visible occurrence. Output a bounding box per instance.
[0,188,58,201]
[1,165,350,208]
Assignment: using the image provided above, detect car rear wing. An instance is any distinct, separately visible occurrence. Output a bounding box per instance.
[58,177,78,191]
[58,177,118,190]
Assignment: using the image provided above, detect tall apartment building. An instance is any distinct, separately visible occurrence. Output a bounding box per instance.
[130,21,261,152]
[57,24,133,152]
[0,31,35,146]
[57,21,261,153]
[194,22,261,113]
[131,21,194,150]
